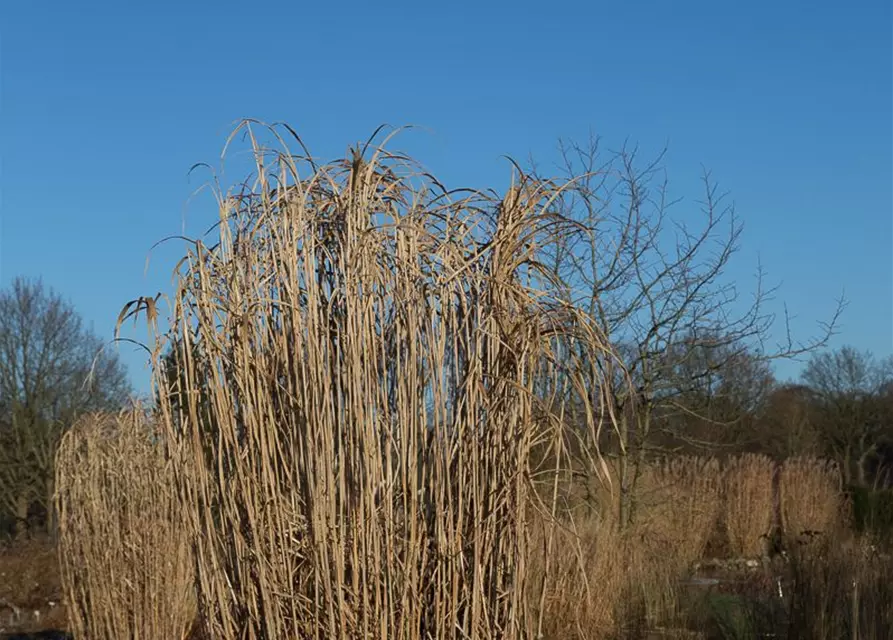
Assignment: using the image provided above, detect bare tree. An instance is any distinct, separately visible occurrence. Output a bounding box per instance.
[534,135,842,525]
[0,276,131,537]
[801,345,893,486]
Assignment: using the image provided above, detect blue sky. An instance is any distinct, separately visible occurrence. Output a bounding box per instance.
[1,0,891,396]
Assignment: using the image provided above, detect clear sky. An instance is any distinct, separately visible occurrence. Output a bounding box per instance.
[1,0,891,396]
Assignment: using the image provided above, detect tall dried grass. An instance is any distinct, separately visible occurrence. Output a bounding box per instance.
[780,457,845,545]
[723,454,775,558]
[538,455,724,635]
[131,122,622,640]
[54,408,196,640]
[638,456,722,571]
[527,512,625,639]
[525,501,691,639]
[625,456,721,626]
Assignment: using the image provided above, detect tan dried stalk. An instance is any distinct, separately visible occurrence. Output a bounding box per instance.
[55,408,196,640]
[780,456,845,545]
[527,513,625,639]
[638,456,722,571]
[723,453,775,558]
[132,122,621,640]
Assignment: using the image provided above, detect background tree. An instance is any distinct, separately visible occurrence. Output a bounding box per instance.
[801,345,893,487]
[534,136,842,525]
[0,276,131,537]
[651,334,776,455]
[753,383,822,461]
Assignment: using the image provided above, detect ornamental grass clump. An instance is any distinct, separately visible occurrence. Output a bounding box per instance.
[125,121,623,640]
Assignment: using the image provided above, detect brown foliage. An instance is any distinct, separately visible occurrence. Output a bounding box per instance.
[786,534,893,640]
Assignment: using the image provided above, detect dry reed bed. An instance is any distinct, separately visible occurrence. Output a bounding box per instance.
[723,453,776,557]
[780,456,846,545]
[131,122,624,640]
[54,408,196,640]
[639,456,721,571]
[527,455,726,638]
[53,406,860,639]
[526,512,625,639]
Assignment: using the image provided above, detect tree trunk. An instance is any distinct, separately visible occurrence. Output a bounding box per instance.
[617,406,649,529]
[631,407,651,525]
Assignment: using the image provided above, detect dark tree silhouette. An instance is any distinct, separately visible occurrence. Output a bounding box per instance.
[0,277,131,537]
